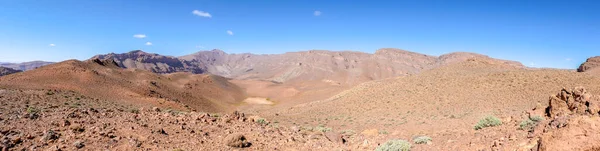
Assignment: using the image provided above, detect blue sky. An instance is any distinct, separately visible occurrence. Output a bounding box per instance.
[0,0,598,69]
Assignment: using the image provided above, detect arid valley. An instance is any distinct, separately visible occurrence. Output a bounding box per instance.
[1,49,600,150]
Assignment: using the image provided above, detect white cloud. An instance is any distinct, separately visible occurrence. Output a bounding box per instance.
[196,45,204,49]
[565,58,572,61]
[314,11,322,16]
[145,42,152,46]
[226,30,233,35]
[529,62,536,66]
[133,34,147,38]
[49,44,55,47]
[192,10,212,18]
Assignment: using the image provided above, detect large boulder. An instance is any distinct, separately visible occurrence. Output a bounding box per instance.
[578,56,600,72]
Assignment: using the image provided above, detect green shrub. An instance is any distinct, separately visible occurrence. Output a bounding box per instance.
[130,109,140,114]
[413,136,432,144]
[256,118,267,125]
[474,116,502,130]
[375,139,411,151]
[519,115,544,131]
[315,125,332,132]
[530,115,544,122]
[26,107,39,114]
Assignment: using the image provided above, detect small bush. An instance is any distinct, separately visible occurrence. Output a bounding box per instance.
[130,109,140,114]
[519,115,544,131]
[375,139,411,151]
[474,116,502,130]
[340,130,355,136]
[413,136,432,144]
[256,118,267,125]
[530,115,544,122]
[26,107,39,114]
[315,125,332,132]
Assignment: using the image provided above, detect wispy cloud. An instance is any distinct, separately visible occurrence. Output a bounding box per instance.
[192,10,212,18]
[314,11,322,16]
[133,34,147,38]
[226,30,233,35]
[196,45,204,49]
[529,62,536,66]
[145,42,152,46]
[49,44,55,47]
[565,58,572,61]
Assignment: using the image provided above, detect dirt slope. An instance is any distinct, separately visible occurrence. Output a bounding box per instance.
[266,57,600,150]
[0,59,246,113]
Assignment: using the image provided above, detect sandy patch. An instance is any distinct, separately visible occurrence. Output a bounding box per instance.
[243,97,274,105]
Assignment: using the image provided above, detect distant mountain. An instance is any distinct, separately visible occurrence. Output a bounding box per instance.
[91,49,524,85]
[0,61,54,71]
[178,48,524,85]
[90,50,204,74]
[0,67,21,76]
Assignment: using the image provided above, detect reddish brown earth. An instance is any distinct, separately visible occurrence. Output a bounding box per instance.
[1,50,599,150]
[0,59,245,113]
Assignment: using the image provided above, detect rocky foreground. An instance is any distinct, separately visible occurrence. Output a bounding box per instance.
[2,86,600,151]
[0,89,350,151]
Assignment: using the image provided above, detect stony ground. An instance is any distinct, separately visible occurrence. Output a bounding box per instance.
[0,89,357,151]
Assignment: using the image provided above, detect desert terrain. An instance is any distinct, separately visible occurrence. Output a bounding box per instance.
[1,49,600,150]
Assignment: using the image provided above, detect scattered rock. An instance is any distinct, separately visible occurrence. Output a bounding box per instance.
[40,130,59,142]
[224,133,251,148]
[73,140,84,149]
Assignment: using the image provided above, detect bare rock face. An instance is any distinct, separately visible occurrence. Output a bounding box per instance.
[578,56,600,72]
[91,50,204,74]
[0,67,21,76]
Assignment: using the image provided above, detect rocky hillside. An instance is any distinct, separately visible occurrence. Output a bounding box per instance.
[0,61,54,71]
[266,59,600,150]
[0,58,246,113]
[578,56,600,73]
[91,50,204,74]
[0,67,21,76]
[0,89,348,151]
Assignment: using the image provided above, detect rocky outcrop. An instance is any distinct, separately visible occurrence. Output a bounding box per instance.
[578,56,600,72]
[546,87,600,117]
[0,67,21,76]
[91,50,204,74]
[525,87,600,151]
